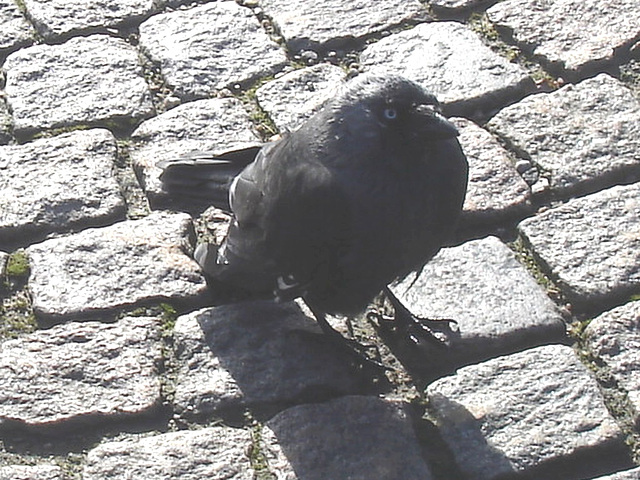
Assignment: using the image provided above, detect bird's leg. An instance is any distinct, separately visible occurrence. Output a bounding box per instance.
[307,305,388,371]
[375,287,458,347]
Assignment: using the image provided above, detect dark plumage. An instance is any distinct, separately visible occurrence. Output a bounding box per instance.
[159,73,468,357]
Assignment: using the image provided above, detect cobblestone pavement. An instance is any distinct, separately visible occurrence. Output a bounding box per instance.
[1,0,639,479]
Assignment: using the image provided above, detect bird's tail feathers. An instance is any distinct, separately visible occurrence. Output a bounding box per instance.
[157,144,263,210]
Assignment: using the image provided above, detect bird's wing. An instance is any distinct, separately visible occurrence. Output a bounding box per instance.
[225,135,352,299]
[157,144,263,209]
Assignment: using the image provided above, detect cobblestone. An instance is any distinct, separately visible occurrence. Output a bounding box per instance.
[0,316,161,431]
[138,2,287,100]
[27,211,208,322]
[4,35,154,136]
[22,0,156,40]
[360,21,536,118]
[518,183,640,312]
[585,301,640,423]
[259,0,427,53]
[427,345,626,479]
[487,74,640,198]
[0,0,639,478]
[0,129,125,249]
[0,1,34,55]
[487,0,640,77]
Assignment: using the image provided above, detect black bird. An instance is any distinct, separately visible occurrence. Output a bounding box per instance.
[159,73,468,360]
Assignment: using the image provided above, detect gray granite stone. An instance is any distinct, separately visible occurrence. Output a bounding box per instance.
[0,316,161,430]
[27,211,208,321]
[0,129,126,249]
[455,118,532,226]
[585,301,640,422]
[259,0,427,53]
[360,21,535,118]
[487,74,640,198]
[518,183,640,311]
[0,465,63,480]
[22,0,156,40]
[139,2,287,100]
[4,35,154,136]
[255,64,346,132]
[173,301,374,419]
[392,236,565,372]
[262,396,433,480]
[130,97,260,210]
[593,467,640,480]
[0,0,34,54]
[487,0,640,75]
[84,427,253,480]
[427,345,625,479]
[0,97,11,144]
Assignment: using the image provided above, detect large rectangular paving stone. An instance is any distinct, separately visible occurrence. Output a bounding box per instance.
[255,63,347,132]
[0,129,125,249]
[427,345,626,479]
[84,426,253,480]
[392,236,565,373]
[139,2,287,100]
[585,300,640,423]
[592,467,640,480]
[130,97,260,210]
[487,0,640,75]
[262,396,434,480]
[27,211,208,321]
[173,301,374,419]
[259,0,427,53]
[0,0,34,55]
[0,465,63,480]
[0,316,161,430]
[456,118,532,227]
[518,183,640,311]
[360,22,535,118]
[487,74,640,198]
[22,0,156,40]
[4,35,154,136]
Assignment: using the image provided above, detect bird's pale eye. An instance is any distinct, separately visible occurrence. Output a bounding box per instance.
[383,108,397,120]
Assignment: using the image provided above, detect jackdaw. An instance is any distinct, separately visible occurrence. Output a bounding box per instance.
[159,73,468,360]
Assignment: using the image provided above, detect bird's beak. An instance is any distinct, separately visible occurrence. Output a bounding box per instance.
[415,104,459,140]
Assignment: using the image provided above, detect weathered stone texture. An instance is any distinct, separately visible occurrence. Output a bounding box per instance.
[0,0,34,54]
[360,21,534,117]
[4,35,154,135]
[22,0,156,40]
[518,183,640,310]
[487,0,640,73]
[27,212,208,321]
[255,64,346,132]
[139,2,287,100]
[0,317,161,429]
[0,129,125,248]
[585,301,640,422]
[487,74,640,197]
[173,301,373,418]
[393,236,565,371]
[0,465,63,480]
[84,427,253,480]
[456,118,532,225]
[427,345,625,479]
[259,0,427,52]
[263,396,433,480]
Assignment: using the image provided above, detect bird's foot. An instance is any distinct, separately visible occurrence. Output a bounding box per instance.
[308,307,389,373]
[370,287,459,348]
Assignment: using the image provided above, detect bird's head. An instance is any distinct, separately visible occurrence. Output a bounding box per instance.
[333,73,459,151]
